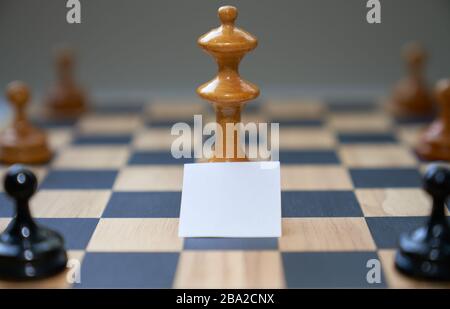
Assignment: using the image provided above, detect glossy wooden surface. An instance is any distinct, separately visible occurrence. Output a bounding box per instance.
[0,81,52,164]
[197,6,259,162]
[389,42,434,118]
[45,48,87,119]
[416,79,450,161]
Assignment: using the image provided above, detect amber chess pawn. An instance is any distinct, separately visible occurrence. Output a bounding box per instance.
[416,79,450,161]
[197,6,260,162]
[389,42,434,118]
[45,48,87,118]
[0,81,52,164]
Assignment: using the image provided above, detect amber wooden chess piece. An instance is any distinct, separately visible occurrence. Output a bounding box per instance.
[0,81,52,164]
[45,48,87,118]
[197,6,260,162]
[416,79,450,161]
[390,42,434,118]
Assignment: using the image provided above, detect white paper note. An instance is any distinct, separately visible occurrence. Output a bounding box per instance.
[179,161,281,238]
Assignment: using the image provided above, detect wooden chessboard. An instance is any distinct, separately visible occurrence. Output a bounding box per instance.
[0,97,449,289]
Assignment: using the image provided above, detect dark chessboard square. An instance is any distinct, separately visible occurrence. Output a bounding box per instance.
[204,101,261,114]
[282,191,363,217]
[147,119,194,128]
[416,154,429,163]
[327,100,378,112]
[104,192,181,218]
[416,153,443,164]
[72,134,132,145]
[40,170,118,189]
[350,168,422,188]
[279,151,339,164]
[184,238,278,250]
[394,115,435,125]
[365,216,436,249]
[128,151,195,165]
[338,133,397,144]
[36,218,98,250]
[243,101,262,113]
[282,252,386,288]
[75,253,179,288]
[31,118,78,129]
[202,132,266,146]
[0,205,98,250]
[0,193,13,217]
[93,103,144,114]
[272,119,323,128]
[244,131,267,144]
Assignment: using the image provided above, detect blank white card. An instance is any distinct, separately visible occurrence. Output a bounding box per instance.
[179,161,281,238]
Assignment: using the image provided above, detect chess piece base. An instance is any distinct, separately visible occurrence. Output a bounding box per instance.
[416,143,450,162]
[0,129,52,164]
[0,227,68,280]
[415,122,450,162]
[0,250,67,281]
[387,96,434,118]
[45,101,87,119]
[395,227,450,281]
[45,87,87,119]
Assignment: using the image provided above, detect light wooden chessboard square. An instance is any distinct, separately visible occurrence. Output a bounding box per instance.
[0,97,449,289]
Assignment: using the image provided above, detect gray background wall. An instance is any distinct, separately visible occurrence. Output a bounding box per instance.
[0,0,449,102]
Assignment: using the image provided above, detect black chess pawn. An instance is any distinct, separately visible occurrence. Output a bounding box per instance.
[395,164,450,280]
[0,165,67,280]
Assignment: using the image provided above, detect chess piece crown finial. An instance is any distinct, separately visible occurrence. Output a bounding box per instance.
[197,5,259,105]
[198,5,257,53]
[218,5,237,26]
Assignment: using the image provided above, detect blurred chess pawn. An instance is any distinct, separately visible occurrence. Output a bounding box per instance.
[416,79,450,161]
[389,42,434,118]
[0,165,67,279]
[45,47,88,118]
[395,164,450,280]
[0,81,52,164]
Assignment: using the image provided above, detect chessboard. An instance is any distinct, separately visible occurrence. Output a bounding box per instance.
[0,97,449,289]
